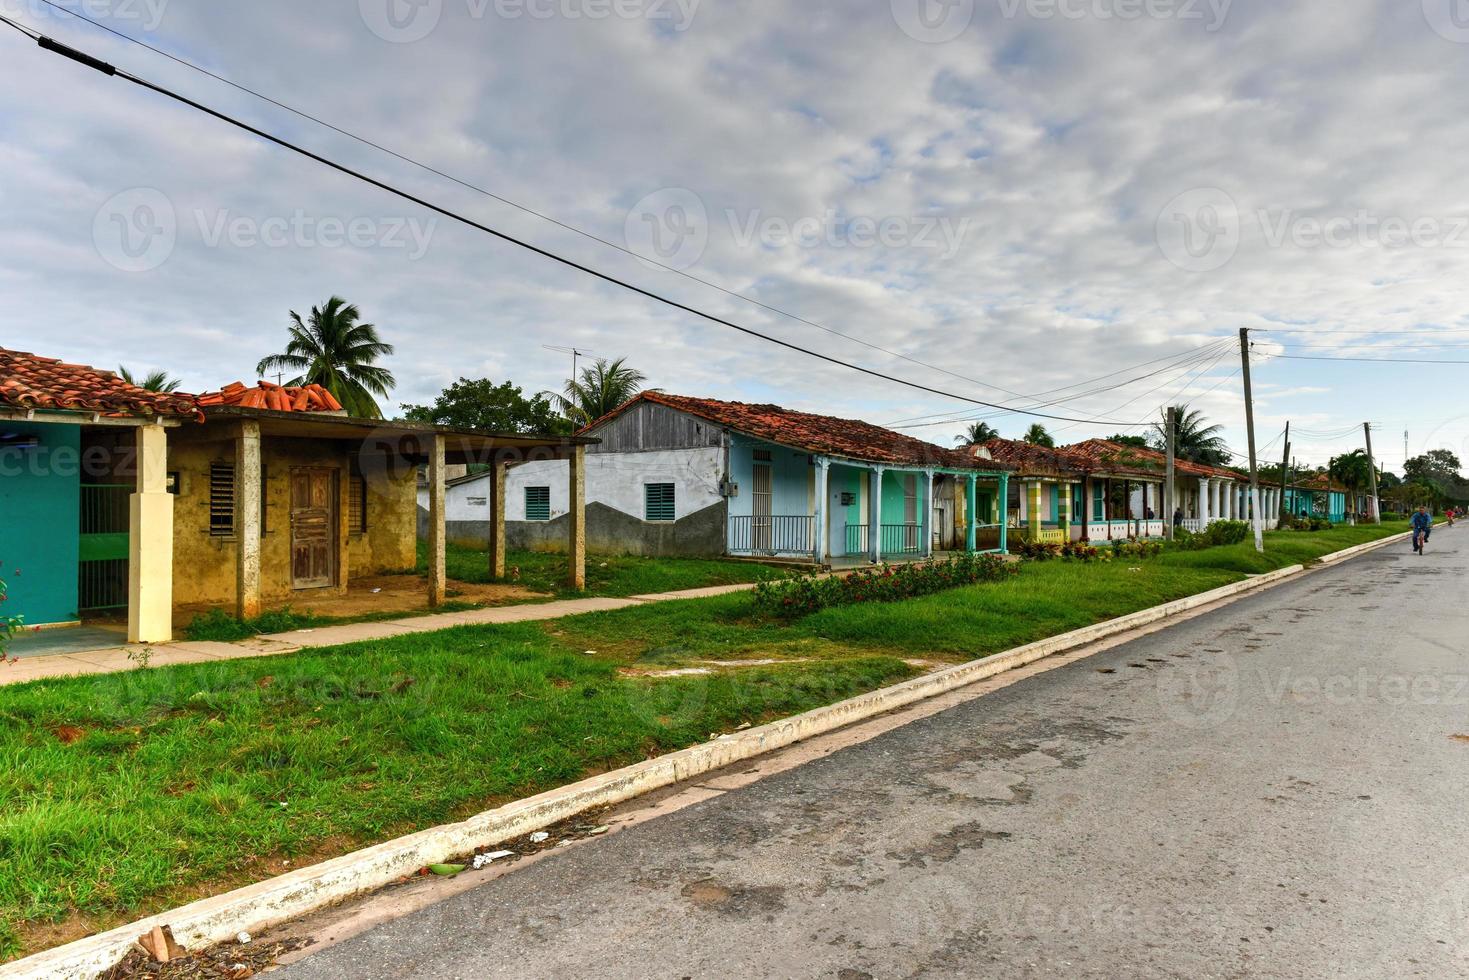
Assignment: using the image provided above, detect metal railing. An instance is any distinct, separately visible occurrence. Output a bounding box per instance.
[79,483,131,610]
[845,524,869,555]
[729,515,815,556]
[881,523,923,555]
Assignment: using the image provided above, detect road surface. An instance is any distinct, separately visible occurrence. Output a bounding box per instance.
[279,529,1469,979]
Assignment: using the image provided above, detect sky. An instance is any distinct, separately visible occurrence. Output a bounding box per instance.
[3,0,1469,475]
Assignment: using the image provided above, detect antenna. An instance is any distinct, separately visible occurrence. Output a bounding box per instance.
[542,345,606,390]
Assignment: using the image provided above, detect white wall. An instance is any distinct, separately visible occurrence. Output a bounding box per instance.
[419,447,725,524]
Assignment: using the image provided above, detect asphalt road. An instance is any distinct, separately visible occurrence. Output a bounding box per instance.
[280,529,1469,979]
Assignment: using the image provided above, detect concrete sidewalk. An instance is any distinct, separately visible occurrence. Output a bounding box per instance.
[0,583,760,688]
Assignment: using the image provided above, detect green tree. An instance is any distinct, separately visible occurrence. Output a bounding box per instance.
[256,297,395,418]
[551,357,650,427]
[1022,423,1055,448]
[402,378,571,435]
[117,366,181,393]
[1404,449,1463,486]
[954,421,1000,446]
[1106,433,1149,449]
[1150,404,1229,466]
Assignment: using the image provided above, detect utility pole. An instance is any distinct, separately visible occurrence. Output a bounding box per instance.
[1239,328,1264,552]
[1277,421,1291,522]
[1164,406,1176,540]
[1364,422,1381,525]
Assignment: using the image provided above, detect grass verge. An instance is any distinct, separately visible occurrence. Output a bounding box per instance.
[0,521,1407,960]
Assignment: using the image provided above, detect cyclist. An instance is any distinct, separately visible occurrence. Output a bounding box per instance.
[1411,506,1433,554]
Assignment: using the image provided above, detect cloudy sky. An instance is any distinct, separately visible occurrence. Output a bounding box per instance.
[4,0,1469,472]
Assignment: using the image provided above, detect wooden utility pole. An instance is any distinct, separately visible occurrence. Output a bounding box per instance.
[1164,406,1177,540]
[1277,421,1291,521]
[1364,422,1381,525]
[1239,328,1265,552]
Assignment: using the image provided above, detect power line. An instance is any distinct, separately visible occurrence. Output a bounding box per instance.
[3,17,1154,427]
[22,0,1057,407]
[1274,353,1469,365]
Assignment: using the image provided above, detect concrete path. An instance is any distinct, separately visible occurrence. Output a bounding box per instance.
[0,583,759,687]
[276,528,1469,979]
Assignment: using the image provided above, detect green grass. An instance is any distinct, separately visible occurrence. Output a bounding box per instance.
[183,601,484,642]
[419,540,784,597]
[0,520,1407,960]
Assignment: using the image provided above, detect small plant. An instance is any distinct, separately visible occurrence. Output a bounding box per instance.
[127,646,153,669]
[1110,538,1163,559]
[753,552,1017,619]
[0,565,24,663]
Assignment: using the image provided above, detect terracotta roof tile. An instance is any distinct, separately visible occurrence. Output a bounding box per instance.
[586,392,1010,470]
[977,437,1246,481]
[0,347,200,419]
[973,438,1081,476]
[197,381,344,413]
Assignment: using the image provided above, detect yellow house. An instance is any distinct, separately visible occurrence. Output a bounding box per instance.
[0,350,592,645]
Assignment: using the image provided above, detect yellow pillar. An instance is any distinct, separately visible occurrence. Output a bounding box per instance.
[127,424,173,644]
[235,420,262,620]
[427,434,447,607]
[567,444,586,589]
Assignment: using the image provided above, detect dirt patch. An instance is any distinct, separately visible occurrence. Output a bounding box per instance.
[173,576,546,628]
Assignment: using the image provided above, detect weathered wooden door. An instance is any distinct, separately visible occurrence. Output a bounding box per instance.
[290,468,337,590]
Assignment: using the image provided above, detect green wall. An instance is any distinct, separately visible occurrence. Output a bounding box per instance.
[0,422,80,625]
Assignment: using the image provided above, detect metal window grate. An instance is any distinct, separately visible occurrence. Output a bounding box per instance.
[645,483,675,522]
[525,485,551,522]
[210,462,236,536]
[348,475,368,534]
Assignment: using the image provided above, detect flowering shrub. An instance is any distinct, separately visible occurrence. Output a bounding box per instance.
[0,565,24,662]
[1013,540,1062,561]
[1014,540,1107,562]
[752,552,1017,619]
[1110,538,1163,559]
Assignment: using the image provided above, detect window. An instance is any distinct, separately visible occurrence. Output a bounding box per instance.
[209,462,235,536]
[902,474,918,523]
[645,483,675,522]
[525,486,551,522]
[348,475,368,534]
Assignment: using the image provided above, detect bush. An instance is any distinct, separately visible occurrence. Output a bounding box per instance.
[752,553,1018,619]
[0,565,23,660]
[1111,538,1164,559]
[1013,539,1063,561]
[1174,520,1250,549]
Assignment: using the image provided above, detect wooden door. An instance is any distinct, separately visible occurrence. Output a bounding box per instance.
[291,468,337,590]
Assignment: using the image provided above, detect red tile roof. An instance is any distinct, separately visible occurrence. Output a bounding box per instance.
[0,347,200,419]
[586,392,1010,470]
[978,437,1246,481]
[197,381,344,413]
[974,438,1080,476]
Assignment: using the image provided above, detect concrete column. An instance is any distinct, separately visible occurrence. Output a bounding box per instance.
[965,475,977,553]
[567,444,586,589]
[997,474,1010,554]
[922,469,935,558]
[235,420,262,620]
[813,457,830,565]
[127,424,173,644]
[488,461,507,580]
[869,467,881,564]
[427,434,447,607]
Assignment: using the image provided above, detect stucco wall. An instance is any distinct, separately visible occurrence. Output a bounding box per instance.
[171,431,416,609]
[0,421,80,625]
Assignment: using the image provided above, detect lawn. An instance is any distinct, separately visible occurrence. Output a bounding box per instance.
[420,540,784,597]
[0,521,1407,961]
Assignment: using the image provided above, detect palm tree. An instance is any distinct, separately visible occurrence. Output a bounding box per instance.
[117,366,181,393]
[1151,404,1229,466]
[1022,423,1055,448]
[551,358,650,427]
[954,421,1000,447]
[256,297,395,418]
[1329,449,1375,517]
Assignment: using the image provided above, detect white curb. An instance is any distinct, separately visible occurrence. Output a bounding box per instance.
[4,534,1397,979]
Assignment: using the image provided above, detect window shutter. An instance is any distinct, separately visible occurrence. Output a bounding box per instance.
[645,483,675,522]
[525,486,551,522]
[348,475,368,534]
[209,462,236,536]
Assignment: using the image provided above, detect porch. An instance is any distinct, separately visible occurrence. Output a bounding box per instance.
[723,437,1010,563]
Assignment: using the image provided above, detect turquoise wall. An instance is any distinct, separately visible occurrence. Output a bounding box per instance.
[727,436,812,520]
[0,422,80,625]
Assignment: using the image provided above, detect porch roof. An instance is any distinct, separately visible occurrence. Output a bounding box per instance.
[0,346,201,420]
[199,406,597,464]
[585,391,1012,472]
